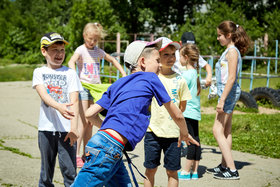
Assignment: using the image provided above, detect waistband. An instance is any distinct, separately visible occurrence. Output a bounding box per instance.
[98,130,125,150]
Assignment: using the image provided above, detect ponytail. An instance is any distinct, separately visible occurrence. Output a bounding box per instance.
[218,20,251,55]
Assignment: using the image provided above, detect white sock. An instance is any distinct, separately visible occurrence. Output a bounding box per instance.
[230,169,237,172]
[180,170,190,175]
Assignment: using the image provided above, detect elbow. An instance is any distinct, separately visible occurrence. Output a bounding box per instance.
[174,112,185,121]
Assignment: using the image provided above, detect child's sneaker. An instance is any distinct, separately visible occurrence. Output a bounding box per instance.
[206,164,226,174]
[191,172,198,180]
[213,168,240,180]
[178,171,191,180]
[76,156,84,168]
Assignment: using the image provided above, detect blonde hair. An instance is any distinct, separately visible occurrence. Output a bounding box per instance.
[180,43,201,95]
[83,22,107,39]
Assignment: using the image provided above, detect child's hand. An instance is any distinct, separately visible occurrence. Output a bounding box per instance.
[178,133,200,147]
[205,77,212,87]
[57,103,75,120]
[216,100,224,113]
[64,130,79,146]
[121,72,127,77]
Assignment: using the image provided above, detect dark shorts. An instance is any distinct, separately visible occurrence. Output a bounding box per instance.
[144,132,181,171]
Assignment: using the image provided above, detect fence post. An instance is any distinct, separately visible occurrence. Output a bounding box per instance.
[275,40,278,74]
[267,59,271,87]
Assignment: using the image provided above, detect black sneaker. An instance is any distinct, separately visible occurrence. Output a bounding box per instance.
[206,164,226,174]
[213,168,240,180]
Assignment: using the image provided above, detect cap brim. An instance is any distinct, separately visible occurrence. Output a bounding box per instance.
[159,41,181,51]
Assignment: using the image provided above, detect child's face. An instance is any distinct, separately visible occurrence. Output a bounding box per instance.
[144,50,161,74]
[41,43,65,69]
[160,46,176,69]
[84,32,99,49]
[217,29,231,47]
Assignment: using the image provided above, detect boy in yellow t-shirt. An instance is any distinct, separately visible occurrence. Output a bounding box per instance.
[144,37,192,187]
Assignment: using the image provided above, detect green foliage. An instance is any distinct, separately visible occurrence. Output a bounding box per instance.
[174,2,263,57]
[200,114,280,158]
[0,65,38,82]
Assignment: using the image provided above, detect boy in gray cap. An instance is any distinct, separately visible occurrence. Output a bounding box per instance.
[71,39,199,186]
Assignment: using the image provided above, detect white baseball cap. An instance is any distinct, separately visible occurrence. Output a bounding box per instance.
[157,37,181,52]
[124,39,162,68]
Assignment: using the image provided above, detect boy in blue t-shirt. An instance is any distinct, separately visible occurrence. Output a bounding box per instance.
[71,39,199,186]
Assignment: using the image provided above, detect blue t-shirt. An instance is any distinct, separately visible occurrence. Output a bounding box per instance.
[181,69,201,120]
[97,72,171,151]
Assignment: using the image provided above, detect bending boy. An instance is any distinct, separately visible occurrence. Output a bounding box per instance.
[71,39,199,186]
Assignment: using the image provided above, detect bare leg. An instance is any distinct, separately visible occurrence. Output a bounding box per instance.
[144,167,157,187]
[166,169,179,187]
[81,100,93,156]
[213,112,236,170]
[76,101,84,157]
[183,159,193,173]
[192,160,200,173]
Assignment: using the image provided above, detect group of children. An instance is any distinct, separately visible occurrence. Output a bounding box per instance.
[33,20,250,186]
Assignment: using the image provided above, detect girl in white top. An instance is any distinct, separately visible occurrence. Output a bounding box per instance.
[68,22,126,167]
[207,20,250,180]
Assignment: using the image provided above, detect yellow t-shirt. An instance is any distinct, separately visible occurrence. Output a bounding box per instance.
[148,73,192,138]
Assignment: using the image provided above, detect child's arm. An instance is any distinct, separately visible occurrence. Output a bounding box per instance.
[163,101,199,147]
[35,85,75,120]
[104,53,127,77]
[85,103,104,128]
[203,63,212,87]
[68,53,80,71]
[64,91,79,146]
[216,49,238,113]
[179,100,187,112]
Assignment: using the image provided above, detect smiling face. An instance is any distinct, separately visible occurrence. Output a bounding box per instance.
[83,31,100,49]
[217,28,232,47]
[41,43,65,69]
[159,46,176,69]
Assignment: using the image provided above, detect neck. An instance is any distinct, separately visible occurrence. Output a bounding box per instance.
[186,64,195,70]
[160,67,174,75]
[227,41,235,48]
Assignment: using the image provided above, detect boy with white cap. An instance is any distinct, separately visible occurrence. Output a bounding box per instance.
[71,39,199,186]
[33,32,83,186]
[144,37,192,187]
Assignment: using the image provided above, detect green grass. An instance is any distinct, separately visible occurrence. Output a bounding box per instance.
[0,64,39,82]
[200,113,280,158]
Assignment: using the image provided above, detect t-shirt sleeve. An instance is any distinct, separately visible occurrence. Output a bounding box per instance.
[32,68,43,89]
[74,45,82,55]
[179,78,192,101]
[198,55,207,68]
[150,73,171,106]
[68,70,83,93]
[98,48,106,59]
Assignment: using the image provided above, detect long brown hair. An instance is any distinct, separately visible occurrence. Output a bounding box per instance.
[180,43,201,96]
[217,20,250,55]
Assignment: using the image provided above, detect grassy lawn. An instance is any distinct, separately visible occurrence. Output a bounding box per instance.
[200,113,280,159]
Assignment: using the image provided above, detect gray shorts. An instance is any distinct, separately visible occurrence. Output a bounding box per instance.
[79,87,94,101]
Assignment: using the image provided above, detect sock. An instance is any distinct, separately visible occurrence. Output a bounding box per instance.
[230,169,237,172]
[180,170,190,175]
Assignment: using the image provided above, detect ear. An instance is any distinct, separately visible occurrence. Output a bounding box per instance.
[138,56,146,71]
[226,33,232,39]
[41,47,47,57]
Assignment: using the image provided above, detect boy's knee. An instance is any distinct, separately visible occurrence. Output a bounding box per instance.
[145,167,157,176]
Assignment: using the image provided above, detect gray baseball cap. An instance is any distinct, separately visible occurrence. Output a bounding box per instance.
[124,39,162,68]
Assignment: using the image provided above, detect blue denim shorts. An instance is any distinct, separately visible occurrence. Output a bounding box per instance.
[217,84,241,114]
[144,132,181,171]
[79,87,94,101]
[71,131,132,187]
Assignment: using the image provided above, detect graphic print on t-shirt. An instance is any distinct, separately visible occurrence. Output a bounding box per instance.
[43,74,68,103]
